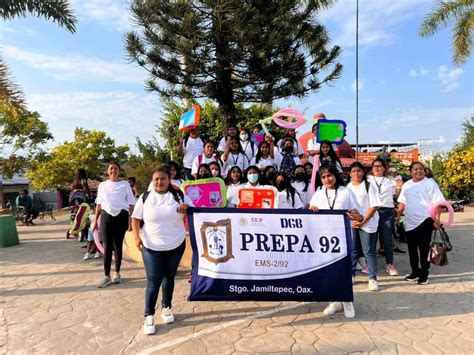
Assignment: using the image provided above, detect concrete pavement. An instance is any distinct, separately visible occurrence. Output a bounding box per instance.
[1,209,473,354]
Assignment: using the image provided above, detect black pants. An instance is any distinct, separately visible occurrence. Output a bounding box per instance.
[100,209,129,276]
[406,218,433,278]
[183,167,193,181]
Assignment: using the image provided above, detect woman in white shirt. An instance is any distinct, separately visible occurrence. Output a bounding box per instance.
[177,127,204,180]
[309,163,364,319]
[367,158,398,277]
[147,161,184,192]
[239,128,258,163]
[220,137,249,177]
[250,141,276,170]
[275,172,304,209]
[191,140,219,179]
[131,165,192,335]
[92,161,136,288]
[225,166,242,207]
[397,162,445,285]
[291,165,311,208]
[347,162,382,291]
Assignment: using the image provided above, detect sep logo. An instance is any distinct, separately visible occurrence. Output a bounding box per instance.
[251,217,263,223]
[238,218,248,226]
[280,218,303,228]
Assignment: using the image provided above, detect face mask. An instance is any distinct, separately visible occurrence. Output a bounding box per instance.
[240,134,249,141]
[266,172,277,179]
[247,174,259,184]
[211,170,219,177]
[295,172,306,180]
[284,146,293,153]
[276,181,286,190]
[199,173,211,179]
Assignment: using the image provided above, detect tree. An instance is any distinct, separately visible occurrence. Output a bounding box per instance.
[419,0,474,65]
[125,137,171,193]
[456,116,474,149]
[439,146,474,200]
[125,0,342,129]
[157,99,281,159]
[0,0,76,108]
[27,128,129,190]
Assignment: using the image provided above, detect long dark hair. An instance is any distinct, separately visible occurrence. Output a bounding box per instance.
[72,168,91,199]
[196,163,212,179]
[276,171,297,207]
[317,163,345,190]
[262,165,277,185]
[225,165,242,185]
[151,166,184,203]
[349,161,367,181]
[293,165,309,192]
[254,141,271,164]
[319,141,342,167]
[242,165,261,184]
[228,137,244,154]
[166,160,184,180]
[209,161,223,180]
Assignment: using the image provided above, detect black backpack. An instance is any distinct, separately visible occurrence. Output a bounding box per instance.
[279,153,297,177]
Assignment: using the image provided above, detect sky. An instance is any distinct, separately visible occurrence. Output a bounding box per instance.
[1,0,472,155]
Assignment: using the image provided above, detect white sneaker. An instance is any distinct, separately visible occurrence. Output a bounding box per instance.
[112,273,121,284]
[343,302,355,318]
[94,252,100,259]
[352,276,356,285]
[323,302,343,316]
[386,264,399,276]
[143,315,155,335]
[355,262,363,271]
[161,307,175,324]
[368,279,379,291]
[82,253,91,261]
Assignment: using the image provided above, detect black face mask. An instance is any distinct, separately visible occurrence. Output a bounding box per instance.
[284,146,293,153]
[266,172,277,180]
[295,172,306,180]
[199,173,211,179]
[276,181,286,190]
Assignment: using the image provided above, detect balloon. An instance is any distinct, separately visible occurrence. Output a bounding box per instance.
[258,116,274,138]
[310,156,319,195]
[430,201,455,228]
[272,108,307,129]
[93,216,133,267]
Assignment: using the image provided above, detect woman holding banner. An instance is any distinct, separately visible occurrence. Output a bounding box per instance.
[131,165,192,335]
[309,163,364,318]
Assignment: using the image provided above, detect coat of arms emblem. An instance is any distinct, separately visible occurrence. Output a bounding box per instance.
[200,218,234,264]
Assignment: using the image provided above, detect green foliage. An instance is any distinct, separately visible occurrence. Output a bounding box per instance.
[125,137,171,194]
[27,128,129,190]
[0,104,53,178]
[125,0,342,127]
[419,0,474,65]
[439,145,474,200]
[389,156,409,177]
[428,152,449,184]
[157,99,283,158]
[456,116,474,149]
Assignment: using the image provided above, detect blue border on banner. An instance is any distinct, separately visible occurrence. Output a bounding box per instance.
[187,208,354,302]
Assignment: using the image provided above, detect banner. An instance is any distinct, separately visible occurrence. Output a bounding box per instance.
[187,208,354,302]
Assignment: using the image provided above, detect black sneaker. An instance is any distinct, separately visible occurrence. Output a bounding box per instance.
[405,273,419,282]
[418,276,429,285]
[393,247,406,254]
[378,249,386,257]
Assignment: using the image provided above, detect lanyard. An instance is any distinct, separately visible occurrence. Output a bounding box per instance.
[374,177,385,194]
[231,153,239,165]
[325,187,338,210]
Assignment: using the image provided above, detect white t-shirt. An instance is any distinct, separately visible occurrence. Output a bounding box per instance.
[309,186,363,211]
[347,181,382,233]
[226,183,241,207]
[221,152,249,177]
[191,154,220,175]
[306,138,320,164]
[182,137,204,168]
[240,140,257,163]
[250,156,277,170]
[217,136,229,153]
[291,181,311,205]
[398,177,445,231]
[132,191,193,251]
[277,189,304,209]
[367,175,396,208]
[96,180,136,216]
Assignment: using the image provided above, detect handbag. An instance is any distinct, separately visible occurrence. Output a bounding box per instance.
[428,230,449,266]
[440,226,453,251]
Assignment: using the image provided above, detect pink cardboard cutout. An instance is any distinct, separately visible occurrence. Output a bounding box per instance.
[181,178,227,207]
[430,201,455,228]
[298,131,315,153]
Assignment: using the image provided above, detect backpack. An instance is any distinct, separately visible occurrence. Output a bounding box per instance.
[139,189,184,227]
[279,153,297,177]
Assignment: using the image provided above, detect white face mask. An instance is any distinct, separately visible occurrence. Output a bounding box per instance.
[240,134,249,141]
[247,173,259,184]
[211,170,219,177]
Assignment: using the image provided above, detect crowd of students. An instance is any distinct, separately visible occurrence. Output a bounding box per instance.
[85,120,446,335]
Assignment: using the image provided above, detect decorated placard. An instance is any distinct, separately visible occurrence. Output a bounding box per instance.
[179,105,201,132]
[187,208,354,302]
[181,178,227,207]
[316,119,347,145]
[237,186,278,209]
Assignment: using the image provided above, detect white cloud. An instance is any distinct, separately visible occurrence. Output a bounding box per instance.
[351,79,364,92]
[71,0,131,31]
[27,91,163,148]
[437,65,463,92]
[319,0,431,48]
[1,45,145,84]
[409,66,430,77]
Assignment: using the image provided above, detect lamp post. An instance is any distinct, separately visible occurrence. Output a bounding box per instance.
[355,0,359,161]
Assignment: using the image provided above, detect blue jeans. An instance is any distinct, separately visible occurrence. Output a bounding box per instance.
[142,241,186,316]
[352,229,378,280]
[377,208,395,265]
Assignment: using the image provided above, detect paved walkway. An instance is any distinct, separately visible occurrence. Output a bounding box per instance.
[1,209,473,354]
